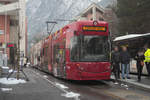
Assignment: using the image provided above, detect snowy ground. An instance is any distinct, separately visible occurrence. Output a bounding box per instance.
[1,66,9,69]
[1,88,12,92]
[0,78,26,85]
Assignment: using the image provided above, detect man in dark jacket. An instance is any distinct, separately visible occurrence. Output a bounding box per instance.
[112,46,120,81]
[120,46,131,79]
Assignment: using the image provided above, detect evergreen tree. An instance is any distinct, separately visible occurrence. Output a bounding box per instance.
[116,0,150,35]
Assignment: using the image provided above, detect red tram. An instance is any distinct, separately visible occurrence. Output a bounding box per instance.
[31,21,111,80]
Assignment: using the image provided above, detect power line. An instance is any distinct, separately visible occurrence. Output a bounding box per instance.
[53,19,76,22]
[46,21,57,35]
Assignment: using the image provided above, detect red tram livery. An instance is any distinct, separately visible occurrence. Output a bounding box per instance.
[31,21,111,80]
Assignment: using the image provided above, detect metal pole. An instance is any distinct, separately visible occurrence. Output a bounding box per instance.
[17,0,23,80]
[92,6,96,21]
[4,9,7,67]
[16,25,20,80]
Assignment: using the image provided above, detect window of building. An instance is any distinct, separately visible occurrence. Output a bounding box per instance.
[99,18,104,21]
[0,30,4,34]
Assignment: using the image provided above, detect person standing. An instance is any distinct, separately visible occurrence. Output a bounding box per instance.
[112,46,120,82]
[120,46,131,79]
[144,45,150,77]
[135,48,145,81]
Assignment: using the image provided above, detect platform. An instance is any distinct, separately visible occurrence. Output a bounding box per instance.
[111,74,150,91]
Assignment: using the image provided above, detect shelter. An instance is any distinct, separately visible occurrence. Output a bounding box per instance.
[114,33,150,57]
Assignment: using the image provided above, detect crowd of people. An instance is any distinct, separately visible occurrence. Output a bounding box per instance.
[112,45,150,83]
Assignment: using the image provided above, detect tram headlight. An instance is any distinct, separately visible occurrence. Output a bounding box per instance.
[66,66,71,69]
[106,65,111,70]
[76,64,84,71]
[79,67,84,71]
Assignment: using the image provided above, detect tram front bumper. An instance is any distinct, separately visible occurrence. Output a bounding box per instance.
[78,71,111,80]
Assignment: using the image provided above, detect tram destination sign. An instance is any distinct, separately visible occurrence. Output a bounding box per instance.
[82,26,106,32]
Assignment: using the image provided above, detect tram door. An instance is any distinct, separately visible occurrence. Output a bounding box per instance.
[53,40,66,77]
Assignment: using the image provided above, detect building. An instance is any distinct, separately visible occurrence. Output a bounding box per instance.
[75,3,118,38]
[30,40,42,66]
[0,0,27,60]
[75,3,105,21]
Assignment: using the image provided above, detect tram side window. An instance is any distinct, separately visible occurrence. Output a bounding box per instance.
[54,44,65,64]
[70,36,80,61]
[45,47,48,57]
[61,40,66,63]
[53,45,59,64]
[42,48,44,56]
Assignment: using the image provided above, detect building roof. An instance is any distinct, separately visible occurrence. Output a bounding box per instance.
[75,3,105,19]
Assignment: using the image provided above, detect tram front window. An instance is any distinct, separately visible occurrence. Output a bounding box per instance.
[70,35,109,62]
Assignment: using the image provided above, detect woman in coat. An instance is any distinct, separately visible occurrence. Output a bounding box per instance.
[135,48,145,82]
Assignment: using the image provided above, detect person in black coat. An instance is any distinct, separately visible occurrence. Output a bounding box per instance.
[120,46,131,79]
[135,48,145,82]
[112,46,120,82]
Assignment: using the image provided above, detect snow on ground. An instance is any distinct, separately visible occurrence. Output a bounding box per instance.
[1,66,9,69]
[1,88,12,92]
[9,69,17,73]
[61,92,80,98]
[0,78,26,85]
[55,82,68,89]
[43,75,48,78]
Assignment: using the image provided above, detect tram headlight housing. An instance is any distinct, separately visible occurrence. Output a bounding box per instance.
[106,65,111,71]
[93,20,98,26]
[76,64,84,71]
[66,66,71,69]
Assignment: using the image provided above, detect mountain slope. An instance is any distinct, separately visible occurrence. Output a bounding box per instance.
[26,0,116,44]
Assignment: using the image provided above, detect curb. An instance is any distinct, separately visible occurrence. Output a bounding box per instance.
[111,77,150,92]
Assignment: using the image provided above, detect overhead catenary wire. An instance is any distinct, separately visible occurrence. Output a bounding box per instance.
[46,19,76,35]
[46,21,57,35]
[53,19,76,22]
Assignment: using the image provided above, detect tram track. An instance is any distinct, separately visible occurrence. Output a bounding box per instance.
[30,67,126,100]
[29,67,150,100]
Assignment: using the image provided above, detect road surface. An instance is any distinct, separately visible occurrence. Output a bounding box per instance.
[0,68,150,100]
